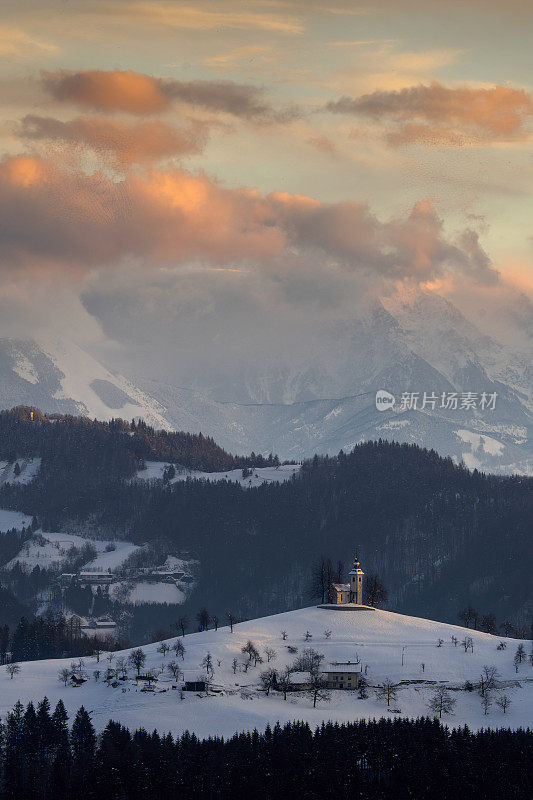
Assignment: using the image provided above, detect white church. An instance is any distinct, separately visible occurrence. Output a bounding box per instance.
[332,553,364,605]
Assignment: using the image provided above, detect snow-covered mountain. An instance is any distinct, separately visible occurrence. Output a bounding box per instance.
[0,337,171,429]
[1,605,531,737]
[0,289,531,474]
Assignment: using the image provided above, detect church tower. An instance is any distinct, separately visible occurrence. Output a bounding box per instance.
[348,553,364,605]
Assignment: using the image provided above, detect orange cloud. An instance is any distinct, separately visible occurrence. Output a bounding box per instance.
[18,115,208,165]
[41,69,298,122]
[327,82,533,146]
[42,70,169,115]
[0,155,500,288]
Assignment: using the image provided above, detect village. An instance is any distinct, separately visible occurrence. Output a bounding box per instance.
[3,553,530,739]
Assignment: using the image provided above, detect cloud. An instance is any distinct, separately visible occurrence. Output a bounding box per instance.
[41,69,300,122]
[327,82,533,146]
[0,154,500,289]
[0,26,58,59]
[17,115,208,165]
[100,2,304,35]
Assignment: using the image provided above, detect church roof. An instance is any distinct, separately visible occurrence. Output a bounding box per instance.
[332,583,350,592]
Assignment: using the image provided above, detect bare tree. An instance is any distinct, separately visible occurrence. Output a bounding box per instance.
[495,694,512,714]
[212,615,219,631]
[58,667,71,686]
[173,639,186,660]
[428,686,456,719]
[177,616,188,637]
[93,645,102,663]
[481,693,492,715]
[227,613,236,633]
[201,652,214,678]
[461,636,473,653]
[293,648,325,674]
[197,608,211,632]
[242,640,259,662]
[6,663,20,679]
[312,556,334,604]
[93,669,100,682]
[304,631,312,641]
[106,652,115,665]
[167,661,182,681]
[264,646,277,663]
[259,668,278,696]
[479,665,500,697]
[277,668,292,700]
[515,643,526,663]
[365,575,388,608]
[280,630,288,641]
[231,657,239,674]
[128,648,146,675]
[324,630,332,640]
[500,620,514,637]
[116,657,128,678]
[480,614,497,634]
[375,678,399,707]
[157,642,170,659]
[307,672,331,708]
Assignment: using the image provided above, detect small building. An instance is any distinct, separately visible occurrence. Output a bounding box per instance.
[323,661,362,690]
[183,679,207,692]
[331,553,364,606]
[287,671,313,691]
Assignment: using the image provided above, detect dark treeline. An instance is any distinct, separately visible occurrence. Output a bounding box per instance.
[0,614,124,664]
[1,700,532,800]
[0,405,262,478]
[1,417,532,631]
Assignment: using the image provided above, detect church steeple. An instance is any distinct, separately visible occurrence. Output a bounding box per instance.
[348,551,364,604]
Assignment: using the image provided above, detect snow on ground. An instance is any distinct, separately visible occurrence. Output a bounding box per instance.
[0,458,41,485]
[0,509,32,532]
[136,462,301,488]
[4,530,140,573]
[110,580,186,605]
[1,606,531,738]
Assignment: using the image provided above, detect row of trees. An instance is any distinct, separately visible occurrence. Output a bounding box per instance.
[458,607,530,639]
[0,699,531,799]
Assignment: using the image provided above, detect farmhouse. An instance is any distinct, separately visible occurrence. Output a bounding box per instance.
[323,660,362,690]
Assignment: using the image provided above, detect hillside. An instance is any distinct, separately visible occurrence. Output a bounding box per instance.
[0,432,531,636]
[1,606,531,740]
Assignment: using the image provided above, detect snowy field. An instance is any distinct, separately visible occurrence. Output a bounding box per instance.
[4,530,140,573]
[136,462,301,488]
[0,458,41,485]
[0,509,33,532]
[1,606,531,738]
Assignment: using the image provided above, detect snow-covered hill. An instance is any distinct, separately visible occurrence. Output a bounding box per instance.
[2,606,531,739]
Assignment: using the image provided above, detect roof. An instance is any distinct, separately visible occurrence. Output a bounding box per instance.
[288,671,312,684]
[324,665,362,674]
[332,583,350,592]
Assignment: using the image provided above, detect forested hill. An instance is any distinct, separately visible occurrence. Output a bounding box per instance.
[0,421,531,629]
[0,405,253,475]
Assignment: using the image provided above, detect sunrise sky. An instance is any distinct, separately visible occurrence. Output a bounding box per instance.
[0,0,531,374]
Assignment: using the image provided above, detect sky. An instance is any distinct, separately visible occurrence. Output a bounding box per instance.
[0,0,531,384]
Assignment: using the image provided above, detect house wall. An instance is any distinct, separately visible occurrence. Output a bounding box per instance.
[325,671,361,689]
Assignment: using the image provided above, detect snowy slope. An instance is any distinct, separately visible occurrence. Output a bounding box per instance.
[2,606,531,738]
[4,530,140,573]
[0,508,32,532]
[136,462,301,487]
[0,337,171,430]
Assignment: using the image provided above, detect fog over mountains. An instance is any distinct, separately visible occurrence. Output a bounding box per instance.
[1,289,531,474]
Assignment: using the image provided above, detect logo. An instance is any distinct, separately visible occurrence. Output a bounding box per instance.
[375,389,395,411]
